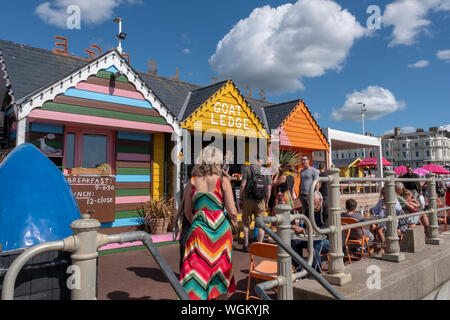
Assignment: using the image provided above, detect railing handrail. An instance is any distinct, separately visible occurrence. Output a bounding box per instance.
[255,216,346,301]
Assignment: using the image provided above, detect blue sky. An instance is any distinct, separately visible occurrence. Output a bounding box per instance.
[1,0,449,136]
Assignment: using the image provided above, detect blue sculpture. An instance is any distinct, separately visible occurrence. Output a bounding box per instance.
[0,143,80,251]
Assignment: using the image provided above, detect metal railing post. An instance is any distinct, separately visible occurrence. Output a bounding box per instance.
[275,203,294,300]
[381,171,405,262]
[426,173,441,245]
[69,214,101,300]
[322,168,351,286]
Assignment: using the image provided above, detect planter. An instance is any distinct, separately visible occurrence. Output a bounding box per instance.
[69,168,103,176]
[149,218,170,235]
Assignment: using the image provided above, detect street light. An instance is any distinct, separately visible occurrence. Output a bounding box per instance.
[358,102,367,159]
[357,102,367,135]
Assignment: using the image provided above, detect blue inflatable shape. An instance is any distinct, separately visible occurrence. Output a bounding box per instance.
[0,143,80,251]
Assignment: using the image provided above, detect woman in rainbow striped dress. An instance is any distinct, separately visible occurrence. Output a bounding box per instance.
[179,146,238,300]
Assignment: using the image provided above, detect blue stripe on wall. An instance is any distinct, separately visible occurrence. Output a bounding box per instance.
[64,88,153,109]
[6,107,14,116]
[31,123,64,134]
[104,66,119,73]
[117,131,152,142]
[101,217,141,228]
[115,175,151,183]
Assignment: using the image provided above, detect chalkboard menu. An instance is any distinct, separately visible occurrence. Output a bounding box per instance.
[66,176,116,223]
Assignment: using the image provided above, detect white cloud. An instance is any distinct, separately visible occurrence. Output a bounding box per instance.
[331,86,406,121]
[384,126,416,135]
[437,49,450,62]
[183,48,191,54]
[209,0,367,94]
[407,59,430,68]
[313,112,320,119]
[382,0,450,47]
[35,0,140,28]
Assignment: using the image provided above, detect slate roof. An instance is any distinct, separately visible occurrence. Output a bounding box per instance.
[0,40,89,103]
[180,80,229,121]
[262,100,300,130]
[137,71,201,119]
[0,39,296,133]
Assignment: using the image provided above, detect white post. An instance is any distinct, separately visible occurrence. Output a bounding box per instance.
[15,118,27,146]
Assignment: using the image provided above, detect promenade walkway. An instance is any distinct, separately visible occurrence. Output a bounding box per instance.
[98,240,274,300]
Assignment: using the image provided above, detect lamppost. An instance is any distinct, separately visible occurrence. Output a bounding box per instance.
[357,102,367,136]
[358,102,367,158]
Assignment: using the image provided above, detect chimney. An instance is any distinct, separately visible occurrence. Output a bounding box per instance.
[394,127,400,136]
[416,128,424,133]
[429,127,438,133]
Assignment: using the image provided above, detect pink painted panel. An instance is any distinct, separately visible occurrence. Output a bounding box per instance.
[98,233,178,251]
[115,196,150,204]
[28,110,174,134]
[117,153,151,162]
[76,82,145,100]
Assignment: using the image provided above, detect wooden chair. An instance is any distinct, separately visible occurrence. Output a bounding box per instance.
[341,217,373,264]
[245,242,278,300]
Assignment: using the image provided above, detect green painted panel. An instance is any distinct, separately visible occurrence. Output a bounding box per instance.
[42,102,168,125]
[115,210,142,219]
[115,188,151,197]
[96,70,129,83]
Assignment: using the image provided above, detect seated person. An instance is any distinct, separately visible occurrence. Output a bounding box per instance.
[370,187,403,247]
[291,224,329,274]
[341,199,374,251]
[397,186,429,230]
[291,193,329,274]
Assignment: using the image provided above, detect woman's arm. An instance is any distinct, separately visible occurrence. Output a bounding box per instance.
[273,174,287,188]
[221,176,238,221]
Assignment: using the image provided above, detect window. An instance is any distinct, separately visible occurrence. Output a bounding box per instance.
[403,152,407,157]
[425,141,430,146]
[414,142,419,147]
[354,152,358,157]
[426,150,430,157]
[64,128,114,171]
[386,151,389,156]
[415,151,419,157]
[402,143,406,148]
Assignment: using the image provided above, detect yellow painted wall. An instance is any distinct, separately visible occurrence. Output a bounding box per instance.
[182,81,267,139]
[153,133,165,199]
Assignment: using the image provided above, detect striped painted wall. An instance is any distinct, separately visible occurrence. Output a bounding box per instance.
[107,130,153,229]
[42,66,169,130]
[21,66,173,231]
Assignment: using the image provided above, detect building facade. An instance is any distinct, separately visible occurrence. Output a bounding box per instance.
[381,126,450,168]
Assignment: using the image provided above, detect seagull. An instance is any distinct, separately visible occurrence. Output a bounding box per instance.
[38,137,58,155]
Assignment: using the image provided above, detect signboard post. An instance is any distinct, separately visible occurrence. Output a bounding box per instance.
[66,176,116,223]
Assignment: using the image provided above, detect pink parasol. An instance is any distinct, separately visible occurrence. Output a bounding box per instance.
[420,164,450,175]
[358,157,392,167]
[394,166,407,175]
[413,167,429,176]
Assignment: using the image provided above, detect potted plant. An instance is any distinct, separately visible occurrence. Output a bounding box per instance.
[137,196,175,235]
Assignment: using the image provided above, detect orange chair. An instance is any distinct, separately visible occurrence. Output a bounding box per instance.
[245,242,278,300]
[341,217,373,264]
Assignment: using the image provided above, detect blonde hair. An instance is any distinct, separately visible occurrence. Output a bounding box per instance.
[192,146,223,177]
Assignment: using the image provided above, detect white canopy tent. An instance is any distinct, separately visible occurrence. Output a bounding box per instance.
[323,128,384,179]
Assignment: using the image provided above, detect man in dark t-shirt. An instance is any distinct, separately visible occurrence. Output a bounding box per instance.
[401,166,420,195]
